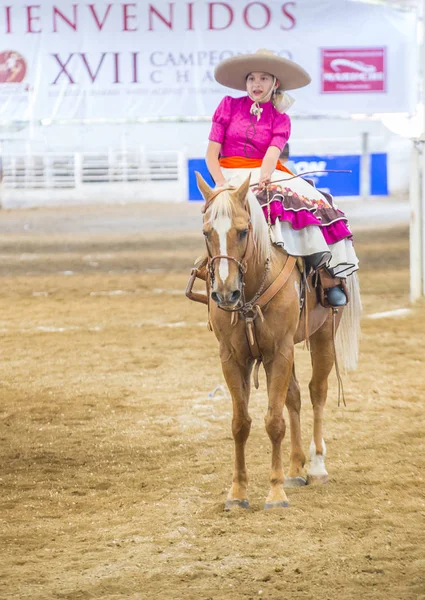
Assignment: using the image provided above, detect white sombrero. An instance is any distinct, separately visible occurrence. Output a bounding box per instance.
[214,49,311,92]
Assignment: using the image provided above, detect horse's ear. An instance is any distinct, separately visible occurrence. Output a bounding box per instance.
[235,174,251,206]
[195,171,213,201]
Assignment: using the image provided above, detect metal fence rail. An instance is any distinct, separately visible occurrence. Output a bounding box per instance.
[2,150,183,189]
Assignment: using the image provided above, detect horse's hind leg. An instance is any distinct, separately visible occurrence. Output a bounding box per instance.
[221,352,253,510]
[284,366,307,488]
[307,313,335,484]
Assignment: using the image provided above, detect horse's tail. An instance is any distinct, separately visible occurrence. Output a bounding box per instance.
[335,272,362,371]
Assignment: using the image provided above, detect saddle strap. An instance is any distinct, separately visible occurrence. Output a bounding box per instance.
[244,318,262,390]
[255,255,297,309]
[303,270,310,351]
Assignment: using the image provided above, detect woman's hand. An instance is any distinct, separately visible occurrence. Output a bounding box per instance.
[259,146,281,188]
[214,179,227,188]
[258,171,271,188]
[206,142,228,190]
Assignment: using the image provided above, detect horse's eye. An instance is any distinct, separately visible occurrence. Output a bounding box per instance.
[203,230,210,238]
[238,229,249,239]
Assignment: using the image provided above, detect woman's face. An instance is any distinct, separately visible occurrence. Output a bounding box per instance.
[246,72,278,101]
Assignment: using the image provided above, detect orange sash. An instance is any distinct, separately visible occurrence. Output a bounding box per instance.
[219,156,294,176]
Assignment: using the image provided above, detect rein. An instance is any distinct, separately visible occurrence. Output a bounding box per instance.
[249,169,352,188]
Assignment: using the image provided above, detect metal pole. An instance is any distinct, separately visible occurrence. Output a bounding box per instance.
[360,131,370,201]
[421,138,425,298]
[410,141,422,302]
[421,0,425,297]
[410,1,425,302]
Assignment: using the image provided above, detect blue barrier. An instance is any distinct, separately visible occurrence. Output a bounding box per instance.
[370,154,388,196]
[188,153,388,200]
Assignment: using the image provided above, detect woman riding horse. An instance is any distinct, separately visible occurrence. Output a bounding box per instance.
[187,49,361,510]
[206,49,359,306]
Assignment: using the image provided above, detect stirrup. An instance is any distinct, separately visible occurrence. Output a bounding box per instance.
[326,285,347,307]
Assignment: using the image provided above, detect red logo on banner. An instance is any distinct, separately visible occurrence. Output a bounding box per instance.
[321,48,385,93]
[0,51,27,83]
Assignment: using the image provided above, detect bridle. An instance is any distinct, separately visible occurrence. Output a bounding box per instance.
[203,187,268,314]
[207,220,253,283]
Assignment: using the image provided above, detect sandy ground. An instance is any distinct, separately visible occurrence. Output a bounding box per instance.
[0,195,409,235]
[0,202,424,600]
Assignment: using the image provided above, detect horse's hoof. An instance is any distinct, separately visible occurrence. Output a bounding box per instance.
[284,476,307,488]
[307,474,329,485]
[224,499,249,511]
[264,501,289,510]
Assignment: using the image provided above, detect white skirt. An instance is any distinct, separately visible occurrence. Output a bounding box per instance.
[221,166,359,277]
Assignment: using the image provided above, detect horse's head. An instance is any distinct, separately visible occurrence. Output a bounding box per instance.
[196,172,253,309]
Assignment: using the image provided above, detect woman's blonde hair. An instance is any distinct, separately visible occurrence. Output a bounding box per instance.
[272,89,284,108]
[272,88,294,114]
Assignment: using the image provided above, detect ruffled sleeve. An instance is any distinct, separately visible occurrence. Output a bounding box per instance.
[269,112,291,151]
[209,96,233,144]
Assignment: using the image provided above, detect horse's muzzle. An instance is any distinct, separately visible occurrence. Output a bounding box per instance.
[211,289,241,308]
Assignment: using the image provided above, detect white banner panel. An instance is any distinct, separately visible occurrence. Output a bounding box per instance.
[0,0,417,120]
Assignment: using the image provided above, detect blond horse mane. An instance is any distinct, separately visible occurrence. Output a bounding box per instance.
[207,189,270,264]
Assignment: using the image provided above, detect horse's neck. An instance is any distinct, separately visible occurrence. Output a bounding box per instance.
[244,246,287,300]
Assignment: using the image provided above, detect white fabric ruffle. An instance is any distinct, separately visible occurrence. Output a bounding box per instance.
[221,166,359,277]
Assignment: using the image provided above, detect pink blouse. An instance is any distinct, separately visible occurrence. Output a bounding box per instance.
[209,95,291,159]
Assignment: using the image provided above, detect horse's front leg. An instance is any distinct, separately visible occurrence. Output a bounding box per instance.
[220,347,253,510]
[263,343,294,509]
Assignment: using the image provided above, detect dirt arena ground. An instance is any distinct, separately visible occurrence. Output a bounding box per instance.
[0,202,424,600]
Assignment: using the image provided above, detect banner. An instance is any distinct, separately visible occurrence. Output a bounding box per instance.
[188,153,388,199]
[0,1,416,121]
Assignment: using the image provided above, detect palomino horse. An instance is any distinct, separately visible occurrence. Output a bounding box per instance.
[190,173,361,510]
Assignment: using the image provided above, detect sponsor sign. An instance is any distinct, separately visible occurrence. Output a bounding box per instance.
[321,48,386,93]
[188,154,388,200]
[0,1,416,120]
